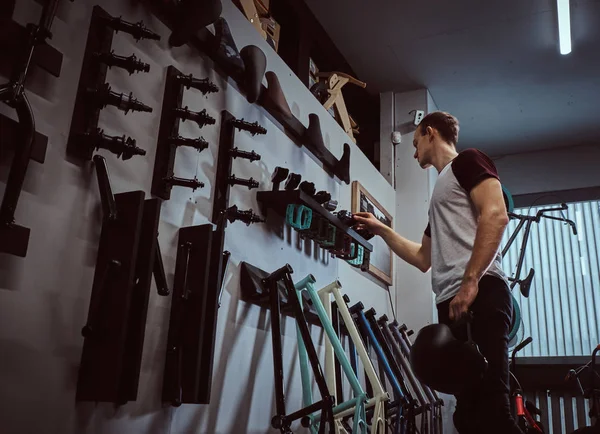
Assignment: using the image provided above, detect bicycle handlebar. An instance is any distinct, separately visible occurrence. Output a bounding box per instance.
[535,203,568,219]
[565,344,600,397]
[508,203,577,235]
[513,336,533,355]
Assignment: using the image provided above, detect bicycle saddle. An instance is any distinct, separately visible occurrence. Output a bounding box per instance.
[240,45,266,104]
[305,114,327,158]
[335,142,351,184]
[265,71,294,120]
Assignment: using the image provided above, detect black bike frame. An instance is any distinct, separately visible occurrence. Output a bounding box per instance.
[264,265,335,434]
[0,0,61,257]
[379,316,430,434]
[391,321,444,434]
[502,203,577,293]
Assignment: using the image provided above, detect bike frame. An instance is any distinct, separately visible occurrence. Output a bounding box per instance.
[350,302,411,434]
[294,277,367,433]
[511,337,544,433]
[264,265,335,434]
[390,322,443,434]
[502,203,576,293]
[364,309,418,434]
[317,281,389,433]
[0,0,61,257]
[379,316,431,434]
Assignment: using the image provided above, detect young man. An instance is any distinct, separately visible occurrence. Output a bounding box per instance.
[353,111,523,434]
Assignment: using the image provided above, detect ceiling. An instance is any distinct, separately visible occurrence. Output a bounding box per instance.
[303,0,600,157]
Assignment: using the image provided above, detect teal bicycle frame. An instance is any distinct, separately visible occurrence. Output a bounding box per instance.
[294,275,368,433]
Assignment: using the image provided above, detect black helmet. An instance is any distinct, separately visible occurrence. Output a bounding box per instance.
[409,321,488,395]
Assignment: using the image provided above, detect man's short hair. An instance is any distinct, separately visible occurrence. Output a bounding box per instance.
[419,111,460,146]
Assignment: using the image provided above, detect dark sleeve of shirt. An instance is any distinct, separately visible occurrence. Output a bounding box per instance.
[451,148,500,193]
[424,223,431,238]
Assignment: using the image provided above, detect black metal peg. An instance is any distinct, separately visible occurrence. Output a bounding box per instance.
[83,128,146,160]
[173,106,216,128]
[229,118,267,136]
[228,175,259,190]
[101,16,161,41]
[168,135,209,152]
[229,147,261,162]
[225,205,264,226]
[163,175,204,191]
[93,51,150,75]
[176,73,219,95]
[87,83,152,114]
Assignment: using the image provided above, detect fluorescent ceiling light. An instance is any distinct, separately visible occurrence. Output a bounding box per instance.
[557,0,572,55]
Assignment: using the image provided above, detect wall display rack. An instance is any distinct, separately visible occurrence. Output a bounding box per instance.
[66,5,159,161]
[162,110,265,406]
[144,1,351,184]
[151,64,218,200]
[77,156,162,404]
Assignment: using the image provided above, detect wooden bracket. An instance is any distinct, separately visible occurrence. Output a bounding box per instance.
[315,71,366,143]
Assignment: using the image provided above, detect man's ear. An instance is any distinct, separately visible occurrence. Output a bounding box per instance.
[426,126,435,141]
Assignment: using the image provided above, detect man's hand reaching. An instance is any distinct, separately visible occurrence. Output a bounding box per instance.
[352,212,389,237]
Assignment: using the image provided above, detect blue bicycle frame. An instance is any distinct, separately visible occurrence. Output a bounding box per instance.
[351,303,409,434]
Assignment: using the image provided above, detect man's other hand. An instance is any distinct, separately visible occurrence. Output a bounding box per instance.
[449,279,479,322]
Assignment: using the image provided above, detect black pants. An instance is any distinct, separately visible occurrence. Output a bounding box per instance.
[437,275,524,434]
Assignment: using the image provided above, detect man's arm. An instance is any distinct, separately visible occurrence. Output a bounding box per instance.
[353,212,431,273]
[449,176,509,320]
[463,177,509,283]
[380,227,431,273]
